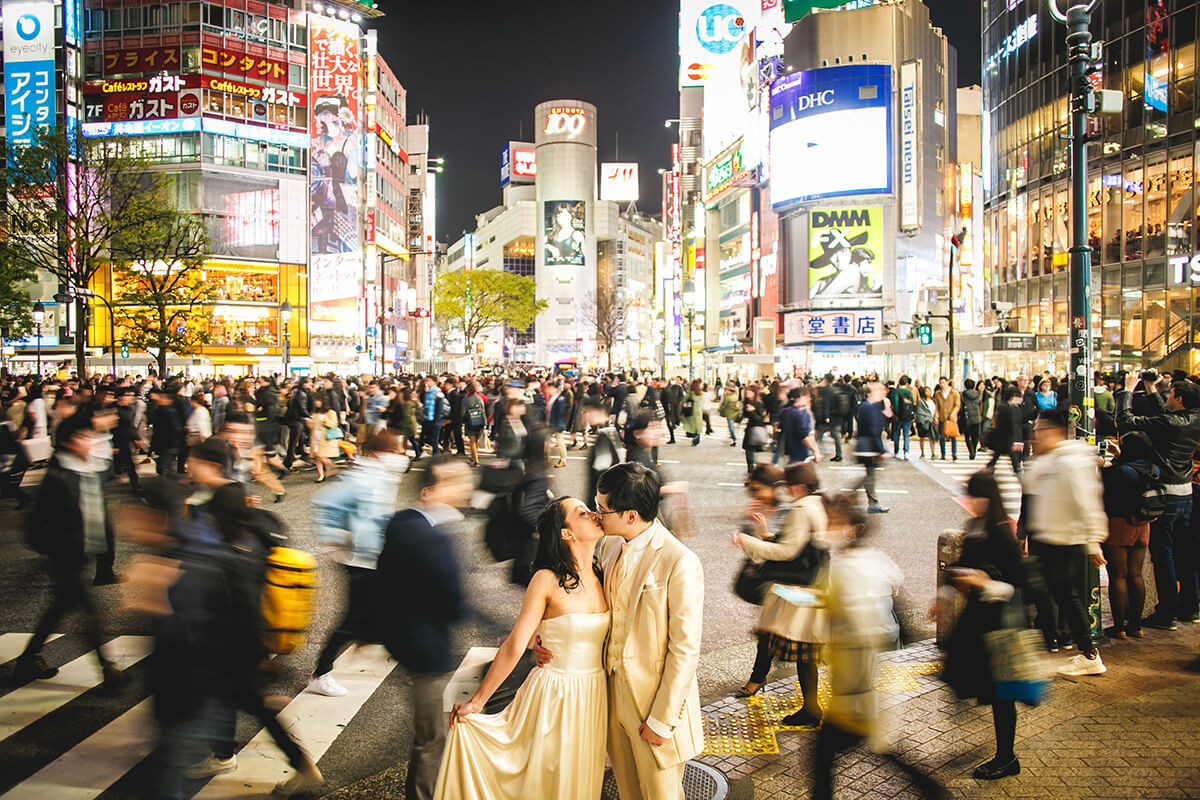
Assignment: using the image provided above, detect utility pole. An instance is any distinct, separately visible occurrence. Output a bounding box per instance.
[1050,0,1101,439]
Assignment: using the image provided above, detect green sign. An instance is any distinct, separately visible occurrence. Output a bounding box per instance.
[704,145,748,202]
[917,323,933,346]
[120,343,129,359]
[783,0,860,23]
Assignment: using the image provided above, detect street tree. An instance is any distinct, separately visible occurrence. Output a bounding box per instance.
[0,129,173,374]
[110,202,214,377]
[0,260,37,340]
[582,286,628,371]
[433,269,547,352]
[433,311,459,355]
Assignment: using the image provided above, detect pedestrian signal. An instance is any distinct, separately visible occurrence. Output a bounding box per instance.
[120,343,130,359]
[917,323,933,345]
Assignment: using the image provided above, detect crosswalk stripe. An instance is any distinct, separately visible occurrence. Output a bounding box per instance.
[0,634,62,667]
[193,645,397,798]
[0,636,152,743]
[0,699,154,800]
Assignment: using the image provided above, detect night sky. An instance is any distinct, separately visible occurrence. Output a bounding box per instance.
[375,0,981,243]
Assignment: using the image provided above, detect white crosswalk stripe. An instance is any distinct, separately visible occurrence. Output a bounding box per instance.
[0,634,62,667]
[920,457,1024,513]
[0,639,397,799]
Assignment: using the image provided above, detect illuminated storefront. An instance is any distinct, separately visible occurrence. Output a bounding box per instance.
[983,0,1200,375]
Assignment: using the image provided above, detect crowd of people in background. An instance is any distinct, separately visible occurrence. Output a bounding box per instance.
[2,359,1200,798]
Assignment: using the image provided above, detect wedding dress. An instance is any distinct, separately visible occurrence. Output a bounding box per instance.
[433,611,610,800]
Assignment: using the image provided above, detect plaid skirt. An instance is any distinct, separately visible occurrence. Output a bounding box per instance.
[766,636,819,664]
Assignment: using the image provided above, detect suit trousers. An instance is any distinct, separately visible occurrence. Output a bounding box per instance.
[405,672,448,800]
[607,669,684,800]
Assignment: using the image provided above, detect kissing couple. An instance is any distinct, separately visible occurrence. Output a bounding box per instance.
[433,461,705,800]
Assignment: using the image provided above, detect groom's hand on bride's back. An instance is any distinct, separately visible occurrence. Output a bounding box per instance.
[532,634,553,667]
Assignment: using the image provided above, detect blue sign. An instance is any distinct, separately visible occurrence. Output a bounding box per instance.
[64,0,81,46]
[769,64,893,206]
[500,144,511,187]
[3,0,57,160]
[1146,72,1168,112]
[80,117,309,150]
[696,4,747,55]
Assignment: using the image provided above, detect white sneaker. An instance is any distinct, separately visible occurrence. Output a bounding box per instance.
[1058,652,1106,676]
[185,754,237,778]
[306,672,348,697]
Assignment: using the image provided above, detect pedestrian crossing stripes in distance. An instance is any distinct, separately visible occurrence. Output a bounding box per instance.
[921,458,1024,512]
[0,633,396,799]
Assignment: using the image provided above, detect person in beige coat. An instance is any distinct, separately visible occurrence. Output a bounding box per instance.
[537,462,705,800]
[932,377,961,461]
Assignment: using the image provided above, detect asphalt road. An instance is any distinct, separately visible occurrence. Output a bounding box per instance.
[0,425,971,798]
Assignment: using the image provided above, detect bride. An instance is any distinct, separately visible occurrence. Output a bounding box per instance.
[433,496,610,799]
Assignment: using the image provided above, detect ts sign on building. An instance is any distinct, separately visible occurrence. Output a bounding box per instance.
[680,1,757,88]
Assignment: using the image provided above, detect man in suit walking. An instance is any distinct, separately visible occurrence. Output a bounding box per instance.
[538,461,704,799]
[374,456,472,800]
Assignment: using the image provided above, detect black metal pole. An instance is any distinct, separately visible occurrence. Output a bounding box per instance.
[948,246,955,382]
[1067,5,1095,438]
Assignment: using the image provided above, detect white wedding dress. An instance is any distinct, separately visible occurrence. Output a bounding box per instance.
[433,611,611,800]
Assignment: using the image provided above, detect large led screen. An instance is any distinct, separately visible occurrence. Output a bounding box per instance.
[544,201,586,266]
[808,207,883,301]
[769,65,892,207]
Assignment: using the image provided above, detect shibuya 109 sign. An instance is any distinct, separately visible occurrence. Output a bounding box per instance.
[535,100,597,147]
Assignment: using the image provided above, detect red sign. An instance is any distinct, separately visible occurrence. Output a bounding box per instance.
[179,92,200,116]
[202,45,288,83]
[512,148,537,178]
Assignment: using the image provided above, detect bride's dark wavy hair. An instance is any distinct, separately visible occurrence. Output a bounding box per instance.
[535,496,603,592]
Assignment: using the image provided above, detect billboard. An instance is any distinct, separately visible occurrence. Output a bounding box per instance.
[3,0,56,154]
[500,141,536,186]
[679,1,759,88]
[808,207,883,301]
[783,308,883,344]
[309,14,362,332]
[769,64,892,207]
[544,201,586,266]
[899,61,919,229]
[600,163,639,202]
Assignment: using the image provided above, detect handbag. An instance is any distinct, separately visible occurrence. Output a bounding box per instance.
[942,420,960,438]
[747,426,769,448]
[983,591,1049,706]
[20,435,51,464]
[733,559,769,605]
[324,426,344,441]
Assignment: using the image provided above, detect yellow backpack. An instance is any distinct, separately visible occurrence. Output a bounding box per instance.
[261,547,318,655]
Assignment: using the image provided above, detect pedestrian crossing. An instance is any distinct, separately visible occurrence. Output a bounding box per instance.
[0,636,397,799]
[916,455,1025,515]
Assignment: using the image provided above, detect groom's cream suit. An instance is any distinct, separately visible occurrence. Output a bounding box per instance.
[599,520,704,800]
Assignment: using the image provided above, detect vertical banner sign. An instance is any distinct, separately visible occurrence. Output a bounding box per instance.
[750,210,760,299]
[309,14,363,335]
[899,61,920,230]
[4,0,56,157]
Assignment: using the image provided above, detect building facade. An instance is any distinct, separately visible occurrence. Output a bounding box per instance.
[982,0,1200,378]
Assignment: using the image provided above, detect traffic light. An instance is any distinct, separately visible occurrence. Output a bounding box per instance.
[120,343,130,359]
[917,323,933,346]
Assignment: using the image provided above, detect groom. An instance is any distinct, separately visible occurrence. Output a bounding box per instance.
[540,462,705,799]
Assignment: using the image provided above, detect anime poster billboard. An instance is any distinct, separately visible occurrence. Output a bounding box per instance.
[807,207,883,301]
[544,201,586,267]
[309,15,362,330]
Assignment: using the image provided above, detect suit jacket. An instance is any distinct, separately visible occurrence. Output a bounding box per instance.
[598,521,704,769]
[374,507,466,674]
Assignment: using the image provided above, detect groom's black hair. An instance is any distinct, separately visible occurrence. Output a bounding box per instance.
[596,462,660,523]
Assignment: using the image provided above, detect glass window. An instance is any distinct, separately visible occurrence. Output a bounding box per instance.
[1015,193,1028,280]
[1173,41,1195,119]
[1124,165,1145,261]
[182,46,201,71]
[1169,287,1191,353]
[1122,291,1144,351]
[1145,290,1168,360]
[1029,197,1043,277]
[1053,301,1067,334]
[1103,293,1122,351]
[1089,176,1104,264]
[183,1,201,25]
[1146,156,1168,257]
[289,64,306,87]
[1169,149,1193,255]
[230,95,247,119]
[290,22,307,47]
[123,7,140,30]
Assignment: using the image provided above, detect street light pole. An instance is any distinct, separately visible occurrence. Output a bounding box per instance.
[1050,0,1100,438]
[280,301,292,376]
[32,302,45,377]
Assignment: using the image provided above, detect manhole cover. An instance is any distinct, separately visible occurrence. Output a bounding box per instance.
[602,761,728,800]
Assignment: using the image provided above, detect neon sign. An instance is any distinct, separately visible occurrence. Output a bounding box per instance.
[543,108,587,139]
[986,14,1038,71]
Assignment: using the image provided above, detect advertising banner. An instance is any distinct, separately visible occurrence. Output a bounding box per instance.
[544,201,586,266]
[3,0,56,153]
[783,308,883,344]
[769,64,892,207]
[808,207,884,301]
[679,0,758,88]
[309,14,363,332]
[102,46,181,76]
[899,61,920,229]
[600,163,639,202]
[500,142,536,186]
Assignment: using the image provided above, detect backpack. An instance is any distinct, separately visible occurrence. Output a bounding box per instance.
[831,386,852,418]
[465,397,486,429]
[896,389,915,422]
[260,547,318,655]
[436,393,450,420]
[1126,466,1167,524]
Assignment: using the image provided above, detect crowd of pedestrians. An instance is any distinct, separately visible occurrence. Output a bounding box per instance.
[3,361,1200,798]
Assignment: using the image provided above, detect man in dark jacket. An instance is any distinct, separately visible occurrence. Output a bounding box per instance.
[986,385,1026,476]
[374,457,471,800]
[661,377,684,444]
[822,375,854,462]
[14,414,124,690]
[1116,374,1200,629]
[113,388,141,493]
[151,388,184,476]
[284,377,312,469]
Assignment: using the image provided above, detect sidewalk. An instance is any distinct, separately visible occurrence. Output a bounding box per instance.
[697,629,1200,799]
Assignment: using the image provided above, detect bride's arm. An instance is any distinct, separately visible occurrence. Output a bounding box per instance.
[452,571,553,724]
